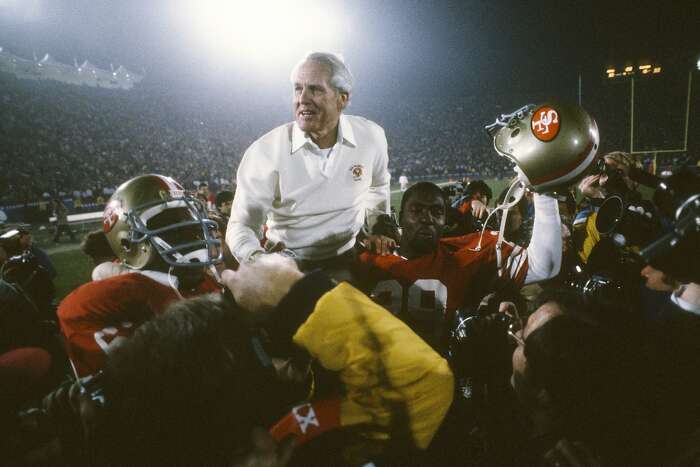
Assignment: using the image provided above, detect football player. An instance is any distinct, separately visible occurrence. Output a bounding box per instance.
[359,102,599,348]
[57,174,223,377]
[358,181,562,347]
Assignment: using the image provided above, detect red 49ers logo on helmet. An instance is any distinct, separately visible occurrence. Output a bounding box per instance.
[531,106,560,142]
[102,201,120,233]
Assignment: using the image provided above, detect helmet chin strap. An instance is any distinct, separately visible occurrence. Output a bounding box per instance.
[468,178,526,278]
[166,266,184,300]
[151,236,222,292]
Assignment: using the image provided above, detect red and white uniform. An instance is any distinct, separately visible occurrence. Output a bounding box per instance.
[359,193,562,338]
[359,231,528,324]
[58,271,220,377]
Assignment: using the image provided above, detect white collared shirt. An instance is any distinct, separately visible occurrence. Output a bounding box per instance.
[227,114,390,262]
[671,284,700,315]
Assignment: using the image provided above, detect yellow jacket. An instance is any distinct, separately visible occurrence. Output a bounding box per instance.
[292,282,454,449]
[577,211,600,263]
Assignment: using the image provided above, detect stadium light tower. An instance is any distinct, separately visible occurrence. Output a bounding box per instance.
[697,57,700,71]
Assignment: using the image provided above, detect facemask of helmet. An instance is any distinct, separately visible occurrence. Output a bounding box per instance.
[103,174,222,270]
[485,103,600,193]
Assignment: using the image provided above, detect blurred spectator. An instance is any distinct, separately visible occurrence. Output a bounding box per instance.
[214,189,235,217]
[80,229,126,281]
[454,180,494,225]
[51,199,75,243]
[0,227,56,278]
[80,229,117,266]
[196,182,214,210]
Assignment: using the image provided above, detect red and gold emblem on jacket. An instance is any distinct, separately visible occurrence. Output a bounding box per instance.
[350,164,364,181]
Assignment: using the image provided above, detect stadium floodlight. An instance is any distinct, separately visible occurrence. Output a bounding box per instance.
[696,58,700,71]
[181,0,349,71]
[653,66,662,73]
[606,68,616,74]
[639,64,651,70]
[624,66,634,72]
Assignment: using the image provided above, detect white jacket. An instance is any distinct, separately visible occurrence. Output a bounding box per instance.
[227,114,391,261]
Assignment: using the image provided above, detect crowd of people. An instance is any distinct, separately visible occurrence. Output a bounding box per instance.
[4,69,692,210]
[0,71,516,209]
[0,73,252,207]
[1,53,699,467]
[1,160,698,466]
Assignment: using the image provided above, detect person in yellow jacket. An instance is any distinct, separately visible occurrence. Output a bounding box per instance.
[222,253,455,464]
[574,151,643,263]
[47,253,453,467]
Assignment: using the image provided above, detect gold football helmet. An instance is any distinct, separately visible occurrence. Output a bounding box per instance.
[486,102,600,192]
[102,174,222,269]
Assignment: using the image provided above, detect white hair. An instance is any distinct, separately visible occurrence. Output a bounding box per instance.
[290,51,354,97]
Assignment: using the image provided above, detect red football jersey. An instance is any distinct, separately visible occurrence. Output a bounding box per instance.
[358,231,528,328]
[58,272,221,377]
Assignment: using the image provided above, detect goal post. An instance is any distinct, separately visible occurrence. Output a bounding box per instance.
[629,71,693,156]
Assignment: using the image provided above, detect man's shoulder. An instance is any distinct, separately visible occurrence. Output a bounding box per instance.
[58,273,172,314]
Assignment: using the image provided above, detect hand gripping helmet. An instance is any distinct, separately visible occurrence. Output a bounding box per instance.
[485,102,599,193]
[102,174,222,270]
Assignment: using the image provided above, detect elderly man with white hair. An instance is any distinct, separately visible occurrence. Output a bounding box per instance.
[227,52,392,278]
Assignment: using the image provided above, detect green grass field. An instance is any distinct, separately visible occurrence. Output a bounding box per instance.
[37,178,511,301]
[49,247,94,298]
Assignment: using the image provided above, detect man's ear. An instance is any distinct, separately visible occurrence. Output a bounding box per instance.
[338,92,349,110]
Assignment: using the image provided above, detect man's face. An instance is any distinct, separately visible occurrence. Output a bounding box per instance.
[399,191,446,258]
[219,200,233,216]
[511,302,563,403]
[292,60,347,140]
[599,157,635,194]
[640,264,677,292]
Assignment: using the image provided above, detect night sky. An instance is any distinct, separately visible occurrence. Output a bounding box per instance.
[1,0,698,100]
